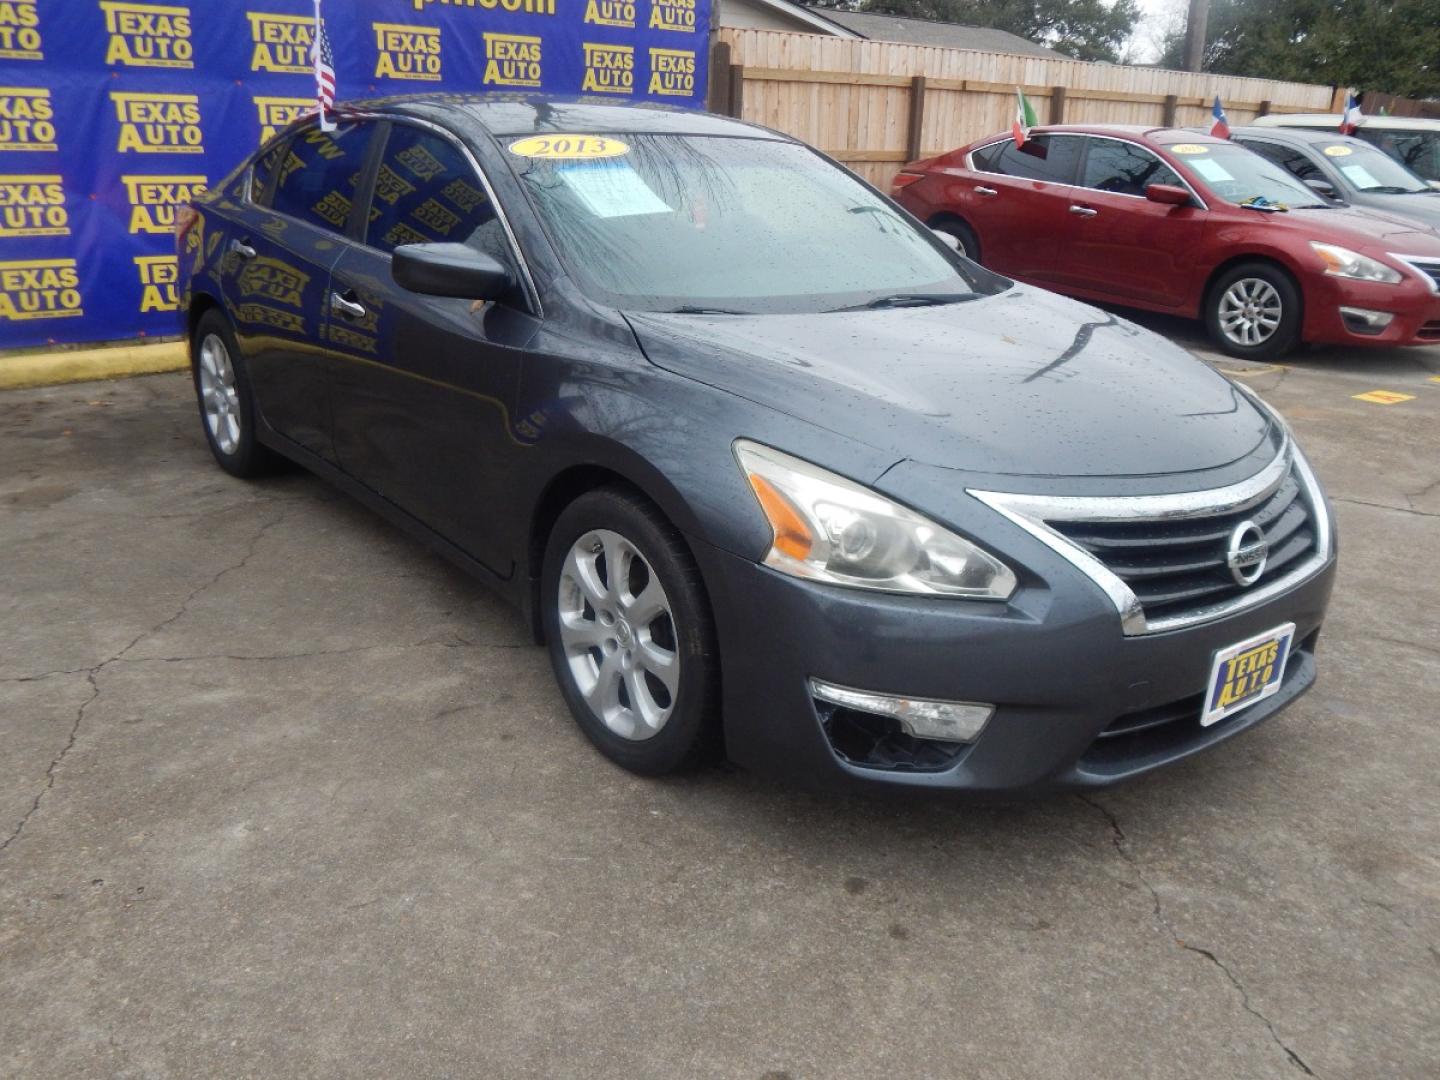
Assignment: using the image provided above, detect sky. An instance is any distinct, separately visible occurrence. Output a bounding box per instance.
[1129,0,1185,64]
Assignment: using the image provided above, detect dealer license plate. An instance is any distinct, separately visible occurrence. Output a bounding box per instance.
[1202,623,1296,727]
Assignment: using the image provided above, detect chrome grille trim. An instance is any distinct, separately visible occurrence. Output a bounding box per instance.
[970,437,1333,636]
[1389,254,1440,295]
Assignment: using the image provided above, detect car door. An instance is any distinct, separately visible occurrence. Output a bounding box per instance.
[217,121,377,461]
[325,119,539,578]
[963,135,1083,284]
[1054,137,1208,309]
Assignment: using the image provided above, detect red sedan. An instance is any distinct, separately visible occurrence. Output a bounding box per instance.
[892,125,1440,359]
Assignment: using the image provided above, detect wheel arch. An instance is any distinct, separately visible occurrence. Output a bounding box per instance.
[926,211,980,257]
[521,443,723,645]
[1201,253,1305,317]
[186,292,225,354]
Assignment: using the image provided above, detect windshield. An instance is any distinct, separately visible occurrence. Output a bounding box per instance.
[507,133,994,314]
[1168,142,1329,208]
[1319,141,1430,193]
[1354,128,1440,182]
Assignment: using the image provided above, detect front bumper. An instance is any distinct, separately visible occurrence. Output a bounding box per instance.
[691,538,1336,796]
[1302,273,1440,346]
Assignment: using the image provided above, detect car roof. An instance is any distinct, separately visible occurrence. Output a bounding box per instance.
[334,93,783,140]
[990,124,1229,146]
[1227,127,1377,149]
[1251,113,1440,132]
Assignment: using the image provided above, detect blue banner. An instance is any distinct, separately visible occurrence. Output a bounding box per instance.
[0,0,712,349]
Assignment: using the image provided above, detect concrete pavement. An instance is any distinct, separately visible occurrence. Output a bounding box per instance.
[1,343,1437,1078]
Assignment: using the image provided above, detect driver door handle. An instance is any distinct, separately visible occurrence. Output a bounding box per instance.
[229,238,257,259]
[1068,205,1098,217]
[975,185,998,197]
[330,290,367,320]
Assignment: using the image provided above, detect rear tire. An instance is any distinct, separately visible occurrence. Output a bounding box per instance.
[933,218,981,263]
[191,309,282,479]
[541,487,721,776]
[1204,261,1302,361]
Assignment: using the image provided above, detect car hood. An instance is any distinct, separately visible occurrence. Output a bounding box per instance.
[1286,205,1440,253]
[626,285,1273,479]
[1350,191,1440,232]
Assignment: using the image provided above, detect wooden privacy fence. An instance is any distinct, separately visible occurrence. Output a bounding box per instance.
[709,28,1340,188]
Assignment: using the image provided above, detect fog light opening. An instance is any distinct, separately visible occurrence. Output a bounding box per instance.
[1339,306,1394,335]
[810,679,993,772]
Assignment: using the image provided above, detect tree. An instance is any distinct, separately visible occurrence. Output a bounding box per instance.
[852,0,1143,62]
[1157,0,1440,98]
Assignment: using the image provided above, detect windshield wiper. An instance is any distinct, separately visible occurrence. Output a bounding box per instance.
[659,305,751,315]
[1367,185,1431,195]
[829,292,976,312]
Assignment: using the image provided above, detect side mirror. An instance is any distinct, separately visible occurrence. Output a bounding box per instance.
[1145,183,1193,206]
[1305,178,1339,199]
[392,242,513,300]
[931,228,961,252]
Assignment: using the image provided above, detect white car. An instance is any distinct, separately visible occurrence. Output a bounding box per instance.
[1252,114,1440,186]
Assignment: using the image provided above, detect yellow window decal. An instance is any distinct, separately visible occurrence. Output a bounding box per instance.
[1170,144,1209,155]
[1323,145,1353,156]
[507,134,629,160]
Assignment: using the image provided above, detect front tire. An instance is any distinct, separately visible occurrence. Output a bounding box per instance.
[541,487,720,775]
[191,309,280,478]
[1204,262,1302,361]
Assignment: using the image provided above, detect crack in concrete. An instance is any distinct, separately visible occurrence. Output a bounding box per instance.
[0,672,100,855]
[1,509,288,858]
[112,637,534,667]
[1331,496,1438,520]
[1403,475,1440,512]
[1077,794,1317,1077]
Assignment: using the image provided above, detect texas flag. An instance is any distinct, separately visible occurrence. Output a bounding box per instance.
[1209,96,1230,140]
[1340,91,1364,135]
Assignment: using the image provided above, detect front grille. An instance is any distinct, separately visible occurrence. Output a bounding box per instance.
[1420,320,1440,341]
[1401,258,1440,293]
[1048,462,1318,626]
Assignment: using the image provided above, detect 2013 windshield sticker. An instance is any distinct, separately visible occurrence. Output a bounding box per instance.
[1170,144,1209,155]
[1323,145,1353,157]
[507,134,629,160]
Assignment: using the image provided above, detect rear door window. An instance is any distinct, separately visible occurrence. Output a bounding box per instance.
[1237,140,1322,183]
[250,137,292,207]
[970,135,1083,185]
[268,122,373,234]
[365,124,510,266]
[1080,139,1185,196]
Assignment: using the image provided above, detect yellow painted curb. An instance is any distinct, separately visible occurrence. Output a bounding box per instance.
[0,341,187,391]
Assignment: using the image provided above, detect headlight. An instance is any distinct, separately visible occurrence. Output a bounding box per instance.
[1309,242,1402,284]
[733,440,1017,599]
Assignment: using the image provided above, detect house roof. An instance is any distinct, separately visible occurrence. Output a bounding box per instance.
[807,9,1066,58]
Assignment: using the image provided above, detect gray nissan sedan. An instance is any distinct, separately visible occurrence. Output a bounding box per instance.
[178,96,1337,794]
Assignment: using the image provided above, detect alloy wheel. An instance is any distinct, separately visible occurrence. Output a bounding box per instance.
[1217,278,1283,348]
[198,333,242,455]
[557,528,680,741]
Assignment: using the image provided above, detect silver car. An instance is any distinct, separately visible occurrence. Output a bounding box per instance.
[1231,126,1440,233]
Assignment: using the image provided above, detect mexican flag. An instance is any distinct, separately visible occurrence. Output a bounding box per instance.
[1013,87,1038,147]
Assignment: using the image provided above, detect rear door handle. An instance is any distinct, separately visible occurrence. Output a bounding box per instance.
[975,186,998,197]
[1068,205,1098,218]
[229,238,257,259]
[330,290,367,320]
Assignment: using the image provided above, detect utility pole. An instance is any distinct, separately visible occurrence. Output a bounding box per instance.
[1182,0,1210,72]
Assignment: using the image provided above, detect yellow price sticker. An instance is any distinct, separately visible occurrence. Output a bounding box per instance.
[1323,145,1353,156]
[507,134,630,160]
[1170,144,1210,155]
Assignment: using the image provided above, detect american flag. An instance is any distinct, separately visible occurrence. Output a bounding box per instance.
[311,0,336,131]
